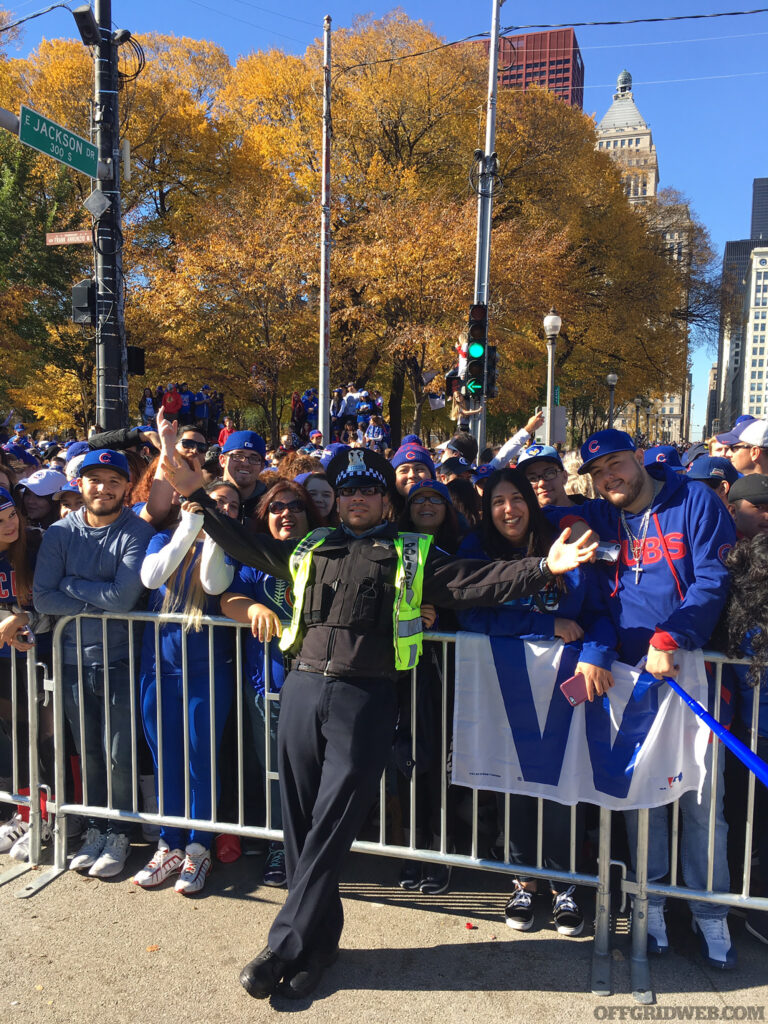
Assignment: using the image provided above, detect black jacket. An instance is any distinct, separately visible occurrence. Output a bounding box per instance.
[195,493,553,680]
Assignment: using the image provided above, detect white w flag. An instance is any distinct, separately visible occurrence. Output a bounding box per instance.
[451,633,711,811]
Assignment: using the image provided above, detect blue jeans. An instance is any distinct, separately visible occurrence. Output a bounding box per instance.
[63,659,134,835]
[243,687,282,830]
[624,742,730,919]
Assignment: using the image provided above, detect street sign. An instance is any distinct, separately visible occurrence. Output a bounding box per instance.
[46,229,92,246]
[18,105,97,178]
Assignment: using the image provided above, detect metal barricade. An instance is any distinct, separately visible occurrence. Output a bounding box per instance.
[0,646,49,891]
[625,652,768,1003]
[8,613,767,1002]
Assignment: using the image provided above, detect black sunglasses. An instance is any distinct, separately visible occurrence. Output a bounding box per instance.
[180,439,208,454]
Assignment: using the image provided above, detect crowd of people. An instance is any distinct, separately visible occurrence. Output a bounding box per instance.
[0,397,767,1000]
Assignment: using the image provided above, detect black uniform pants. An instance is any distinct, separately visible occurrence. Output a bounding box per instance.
[268,669,397,962]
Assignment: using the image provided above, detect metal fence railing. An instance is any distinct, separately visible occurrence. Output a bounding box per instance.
[1,613,766,1003]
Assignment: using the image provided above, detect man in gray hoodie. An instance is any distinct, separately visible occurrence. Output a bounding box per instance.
[34,450,155,878]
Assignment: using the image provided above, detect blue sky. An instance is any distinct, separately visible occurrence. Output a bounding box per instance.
[8,0,768,435]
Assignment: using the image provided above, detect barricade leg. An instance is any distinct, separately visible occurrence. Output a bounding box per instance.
[0,651,38,888]
[591,806,612,996]
[630,808,653,1003]
[14,651,65,898]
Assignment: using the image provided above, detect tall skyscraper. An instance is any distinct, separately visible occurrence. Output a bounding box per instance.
[481,28,584,109]
[716,179,768,430]
[595,71,659,204]
[751,177,768,240]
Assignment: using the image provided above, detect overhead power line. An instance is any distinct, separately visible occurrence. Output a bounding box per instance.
[0,2,72,35]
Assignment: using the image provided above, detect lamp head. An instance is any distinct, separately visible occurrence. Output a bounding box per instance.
[542,307,562,340]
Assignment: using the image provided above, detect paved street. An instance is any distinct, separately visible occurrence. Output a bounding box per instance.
[1,844,766,1024]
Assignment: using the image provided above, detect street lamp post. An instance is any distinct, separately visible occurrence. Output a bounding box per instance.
[606,372,618,429]
[542,307,562,446]
[634,396,642,439]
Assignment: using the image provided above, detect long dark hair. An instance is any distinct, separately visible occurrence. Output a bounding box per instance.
[480,468,556,561]
[0,497,34,605]
[724,535,768,687]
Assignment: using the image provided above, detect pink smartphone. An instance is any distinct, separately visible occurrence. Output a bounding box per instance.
[560,672,589,707]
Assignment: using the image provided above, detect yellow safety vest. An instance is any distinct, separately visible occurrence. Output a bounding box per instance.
[279,528,434,671]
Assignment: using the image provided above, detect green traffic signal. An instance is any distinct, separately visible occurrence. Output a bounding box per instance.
[467,340,485,359]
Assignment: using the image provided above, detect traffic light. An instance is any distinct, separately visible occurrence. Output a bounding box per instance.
[465,303,487,397]
[72,279,96,325]
[486,345,498,398]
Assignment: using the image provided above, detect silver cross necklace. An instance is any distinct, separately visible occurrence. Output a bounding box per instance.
[619,479,663,584]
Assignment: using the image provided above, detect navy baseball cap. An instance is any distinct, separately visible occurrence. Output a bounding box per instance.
[517,443,564,470]
[78,449,130,480]
[0,486,15,512]
[643,446,684,471]
[221,430,266,458]
[472,463,497,487]
[406,479,452,504]
[686,456,738,485]
[438,456,474,477]
[2,443,37,466]
[681,442,707,467]
[320,443,350,470]
[716,415,756,446]
[65,441,90,463]
[578,429,636,474]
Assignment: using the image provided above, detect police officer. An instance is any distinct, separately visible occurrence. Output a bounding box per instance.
[161,437,597,1000]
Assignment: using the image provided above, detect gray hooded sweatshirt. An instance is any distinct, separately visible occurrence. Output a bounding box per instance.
[33,507,155,665]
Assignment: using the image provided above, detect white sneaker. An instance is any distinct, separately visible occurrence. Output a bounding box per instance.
[174,843,211,895]
[88,833,130,878]
[9,820,52,863]
[0,814,28,854]
[692,915,737,970]
[646,902,669,955]
[69,828,106,872]
[133,844,184,888]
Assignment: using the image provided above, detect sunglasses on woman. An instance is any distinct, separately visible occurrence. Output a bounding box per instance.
[268,499,305,514]
[179,439,208,454]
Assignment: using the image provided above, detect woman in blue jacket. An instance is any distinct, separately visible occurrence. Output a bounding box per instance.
[134,480,241,895]
[456,468,616,937]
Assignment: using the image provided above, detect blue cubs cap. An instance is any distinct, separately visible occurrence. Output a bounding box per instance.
[686,456,739,485]
[60,480,81,493]
[0,486,15,512]
[438,455,474,477]
[65,441,90,463]
[391,443,435,476]
[320,443,350,470]
[406,479,452,504]
[78,449,130,480]
[517,444,564,470]
[14,423,24,431]
[716,415,756,446]
[578,429,636,474]
[681,442,707,467]
[643,446,684,471]
[472,463,497,486]
[221,431,266,458]
[3,443,37,466]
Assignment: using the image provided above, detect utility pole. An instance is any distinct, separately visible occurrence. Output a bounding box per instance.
[471,0,503,453]
[93,0,127,428]
[318,15,332,443]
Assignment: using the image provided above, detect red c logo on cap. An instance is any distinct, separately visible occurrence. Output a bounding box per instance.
[588,440,600,454]
[98,452,111,464]
[656,453,667,462]
[405,451,416,460]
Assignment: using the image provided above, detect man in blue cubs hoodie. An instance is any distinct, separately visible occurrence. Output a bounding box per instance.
[555,429,737,970]
[33,450,155,880]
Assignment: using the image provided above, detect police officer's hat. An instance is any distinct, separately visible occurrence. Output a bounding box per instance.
[326,448,395,494]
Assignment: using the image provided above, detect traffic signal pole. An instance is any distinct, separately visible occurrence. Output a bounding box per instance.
[93,0,127,428]
[471,0,502,453]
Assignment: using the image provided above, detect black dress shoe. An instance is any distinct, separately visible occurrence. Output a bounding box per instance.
[279,944,340,1000]
[239,945,291,999]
